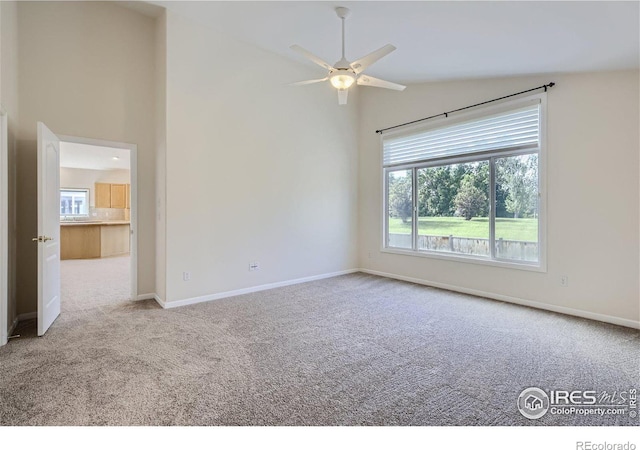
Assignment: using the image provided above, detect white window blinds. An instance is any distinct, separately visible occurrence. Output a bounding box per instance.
[382,103,541,167]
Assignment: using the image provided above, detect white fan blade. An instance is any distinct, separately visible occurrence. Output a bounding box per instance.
[357,75,406,91]
[289,77,328,86]
[290,45,335,71]
[350,44,396,74]
[338,90,348,105]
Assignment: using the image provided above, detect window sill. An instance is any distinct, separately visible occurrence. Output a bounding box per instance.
[380,247,547,273]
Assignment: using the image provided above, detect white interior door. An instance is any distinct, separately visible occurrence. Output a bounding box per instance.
[36,122,61,336]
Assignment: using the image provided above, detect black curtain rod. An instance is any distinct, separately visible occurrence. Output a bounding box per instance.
[375,82,555,134]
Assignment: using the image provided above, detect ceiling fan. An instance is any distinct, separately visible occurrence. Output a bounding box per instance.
[290,6,406,105]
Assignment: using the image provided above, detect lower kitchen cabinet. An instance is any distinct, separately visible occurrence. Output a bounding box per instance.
[60,222,130,260]
[100,224,130,257]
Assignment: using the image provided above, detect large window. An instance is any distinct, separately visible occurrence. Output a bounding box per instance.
[383,96,545,268]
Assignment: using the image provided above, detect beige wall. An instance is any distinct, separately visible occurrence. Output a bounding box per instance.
[358,70,640,326]
[60,167,130,208]
[162,12,359,303]
[1,1,19,329]
[15,1,156,313]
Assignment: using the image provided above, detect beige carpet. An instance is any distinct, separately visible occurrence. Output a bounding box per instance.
[0,273,638,426]
[61,255,131,312]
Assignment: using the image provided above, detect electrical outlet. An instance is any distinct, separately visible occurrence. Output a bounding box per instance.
[560,275,568,287]
[249,261,260,271]
[183,271,191,281]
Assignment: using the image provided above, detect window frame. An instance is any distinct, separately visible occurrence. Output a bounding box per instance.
[381,94,547,272]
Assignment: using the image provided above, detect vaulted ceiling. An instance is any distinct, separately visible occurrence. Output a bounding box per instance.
[155,1,639,84]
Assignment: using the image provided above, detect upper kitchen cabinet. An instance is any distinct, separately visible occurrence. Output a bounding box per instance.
[95,183,111,208]
[110,184,126,209]
[95,182,130,208]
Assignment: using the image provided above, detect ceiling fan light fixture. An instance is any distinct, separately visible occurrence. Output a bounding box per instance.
[329,70,356,90]
[289,6,405,104]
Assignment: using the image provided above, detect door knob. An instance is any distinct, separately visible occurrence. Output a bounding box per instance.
[43,236,53,242]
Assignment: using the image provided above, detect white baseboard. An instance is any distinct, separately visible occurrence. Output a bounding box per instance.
[135,292,165,308]
[154,294,165,308]
[8,315,18,336]
[73,267,639,330]
[1,315,18,345]
[17,311,37,321]
[161,269,359,309]
[360,268,640,330]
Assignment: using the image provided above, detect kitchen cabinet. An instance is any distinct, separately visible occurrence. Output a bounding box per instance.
[100,224,130,257]
[95,182,130,209]
[95,183,111,208]
[60,222,130,260]
[60,224,101,259]
[110,184,126,209]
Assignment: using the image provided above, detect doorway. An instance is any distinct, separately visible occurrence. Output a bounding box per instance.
[58,135,138,311]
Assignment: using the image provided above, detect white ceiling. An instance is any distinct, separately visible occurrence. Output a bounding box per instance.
[156,1,639,83]
[60,142,131,171]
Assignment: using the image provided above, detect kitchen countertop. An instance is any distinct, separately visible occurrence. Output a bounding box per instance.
[60,221,130,227]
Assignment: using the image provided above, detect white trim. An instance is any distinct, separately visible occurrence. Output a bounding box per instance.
[57,135,138,301]
[130,146,139,301]
[0,107,8,346]
[380,247,545,273]
[537,93,548,273]
[154,294,166,309]
[360,268,640,330]
[8,315,18,337]
[136,293,157,301]
[130,268,637,331]
[160,269,359,309]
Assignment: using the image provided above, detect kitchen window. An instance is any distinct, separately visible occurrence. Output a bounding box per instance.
[60,188,89,217]
[382,94,546,270]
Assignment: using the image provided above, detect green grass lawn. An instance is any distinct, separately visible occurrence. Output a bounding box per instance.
[388,216,538,241]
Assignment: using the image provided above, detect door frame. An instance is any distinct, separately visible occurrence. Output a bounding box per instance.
[58,134,138,301]
[0,107,7,346]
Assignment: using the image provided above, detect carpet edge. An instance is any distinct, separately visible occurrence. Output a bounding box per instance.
[162,268,360,309]
[361,268,640,330]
